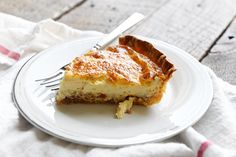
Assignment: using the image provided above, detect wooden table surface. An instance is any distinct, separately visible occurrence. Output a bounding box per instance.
[1,0,236,84]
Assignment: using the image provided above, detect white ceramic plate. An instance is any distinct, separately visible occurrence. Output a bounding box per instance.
[12,36,213,147]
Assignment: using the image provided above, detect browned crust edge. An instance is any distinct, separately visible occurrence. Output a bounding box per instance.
[56,94,163,106]
[119,35,176,80]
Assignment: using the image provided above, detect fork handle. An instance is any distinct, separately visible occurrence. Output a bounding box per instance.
[93,12,145,50]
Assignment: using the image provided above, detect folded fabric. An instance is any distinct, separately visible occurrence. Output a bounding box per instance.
[0,13,103,71]
[0,13,236,157]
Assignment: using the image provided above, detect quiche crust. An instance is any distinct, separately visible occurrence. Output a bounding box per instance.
[56,35,176,118]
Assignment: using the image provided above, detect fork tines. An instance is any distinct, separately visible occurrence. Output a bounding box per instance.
[36,71,64,91]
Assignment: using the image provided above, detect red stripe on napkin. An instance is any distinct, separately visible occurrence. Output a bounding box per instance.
[197,141,212,157]
[0,44,20,60]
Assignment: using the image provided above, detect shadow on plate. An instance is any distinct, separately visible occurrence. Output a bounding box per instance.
[54,103,150,119]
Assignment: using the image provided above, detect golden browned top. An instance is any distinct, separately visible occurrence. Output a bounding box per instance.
[65,36,175,84]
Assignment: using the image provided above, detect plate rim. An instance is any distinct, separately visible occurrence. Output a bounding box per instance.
[12,36,213,147]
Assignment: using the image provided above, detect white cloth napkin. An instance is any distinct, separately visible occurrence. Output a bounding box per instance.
[0,13,236,157]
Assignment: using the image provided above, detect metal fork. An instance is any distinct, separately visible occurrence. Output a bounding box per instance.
[36,12,145,90]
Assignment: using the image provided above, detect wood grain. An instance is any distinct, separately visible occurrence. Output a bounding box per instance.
[0,0,84,21]
[59,0,236,60]
[202,17,236,85]
[131,0,236,59]
[58,0,168,33]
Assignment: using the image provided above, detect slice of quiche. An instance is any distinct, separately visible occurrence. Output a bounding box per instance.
[56,35,176,118]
